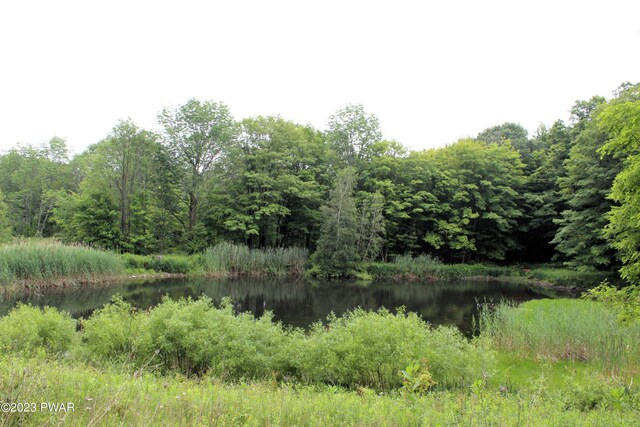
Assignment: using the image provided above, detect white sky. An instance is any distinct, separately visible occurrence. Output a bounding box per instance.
[1,0,639,156]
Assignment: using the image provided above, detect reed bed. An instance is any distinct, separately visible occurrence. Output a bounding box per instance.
[0,239,124,285]
[200,242,308,276]
[480,299,640,374]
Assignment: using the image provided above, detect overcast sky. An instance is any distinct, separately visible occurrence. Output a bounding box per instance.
[1,0,638,155]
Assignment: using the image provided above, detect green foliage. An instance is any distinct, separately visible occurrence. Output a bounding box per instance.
[201,242,308,276]
[295,308,488,390]
[0,139,72,238]
[53,190,122,250]
[134,297,292,377]
[158,98,238,238]
[400,360,437,396]
[584,283,640,324]
[209,116,329,249]
[364,256,514,280]
[481,299,640,372]
[81,295,138,361]
[0,239,125,285]
[147,255,193,274]
[1,356,638,427]
[527,268,616,288]
[0,304,75,354]
[326,104,382,165]
[313,168,360,276]
[552,108,621,270]
[597,84,640,283]
[0,189,12,243]
[429,139,525,261]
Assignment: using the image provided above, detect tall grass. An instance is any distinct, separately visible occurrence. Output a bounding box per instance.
[480,299,640,374]
[2,356,638,427]
[201,242,308,276]
[365,254,514,280]
[0,240,125,286]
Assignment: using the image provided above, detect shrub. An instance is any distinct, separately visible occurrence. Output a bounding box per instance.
[583,283,640,324]
[135,297,293,377]
[82,295,139,361]
[121,253,151,270]
[0,304,76,354]
[147,255,192,274]
[294,308,488,390]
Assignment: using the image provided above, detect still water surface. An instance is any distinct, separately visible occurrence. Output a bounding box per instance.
[0,278,559,335]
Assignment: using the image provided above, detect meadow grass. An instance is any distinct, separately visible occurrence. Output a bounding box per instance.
[0,355,637,426]
[0,239,124,287]
[200,242,308,276]
[480,299,640,375]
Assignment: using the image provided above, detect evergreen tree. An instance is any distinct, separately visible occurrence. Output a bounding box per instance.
[314,168,360,276]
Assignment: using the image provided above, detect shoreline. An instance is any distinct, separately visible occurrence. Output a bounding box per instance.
[0,270,584,299]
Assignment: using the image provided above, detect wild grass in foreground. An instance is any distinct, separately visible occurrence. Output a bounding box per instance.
[0,356,637,426]
[200,242,308,276]
[0,240,124,287]
[479,299,640,375]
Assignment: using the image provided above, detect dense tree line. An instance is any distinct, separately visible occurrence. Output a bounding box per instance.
[1,84,639,281]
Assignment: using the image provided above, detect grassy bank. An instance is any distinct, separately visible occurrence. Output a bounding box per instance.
[0,240,125,289]
[363,255,616,289]
[0,296,638,426]
[0,240,618,296]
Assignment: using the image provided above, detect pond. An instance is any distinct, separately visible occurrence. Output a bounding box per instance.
[0,277,561,335]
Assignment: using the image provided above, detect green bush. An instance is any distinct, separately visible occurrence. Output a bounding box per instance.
[0,304,76,354]
[82,295,139,361]
[147,255,192,274]
[121,253,151,270]
[363,262,401,278]
[121,253,193,274]
[135,297,293,377]
[294,308,488,390]
[583,283,640,324]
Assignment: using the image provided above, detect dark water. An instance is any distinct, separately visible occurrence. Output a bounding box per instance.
[0,277,561,335]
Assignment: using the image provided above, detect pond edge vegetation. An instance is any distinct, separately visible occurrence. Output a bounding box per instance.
[0,240,618,296]
[0,287,638,425]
